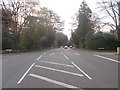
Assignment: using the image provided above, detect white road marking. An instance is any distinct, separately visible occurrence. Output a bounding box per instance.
[71,62,92,80]
[64,55,69,60]
[29,74,79,88]
[43,52,46,55]
[52,53,54,55]
[40,61,74,67]
[35,65,83,77]
[37,55,42,61]
[93,54,120,63]
[17,63,35,84]
[74,53,80,56]
[12,55,20,57]
[49,53,54,56]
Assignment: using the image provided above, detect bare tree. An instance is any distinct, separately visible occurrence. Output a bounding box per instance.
[97,0,120,37]
[2,0,40,49]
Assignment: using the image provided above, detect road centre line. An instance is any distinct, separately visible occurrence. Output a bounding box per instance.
[74,53,80,55]
[37,55,43,61]
[93,54,120,63]
[35,65,83,77]
[64,55,69,60]
[71,62,92,80]
[40,61,74,67]
[17,63,35,84]
[29,74,79,88]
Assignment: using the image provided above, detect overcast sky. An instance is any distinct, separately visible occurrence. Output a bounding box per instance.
[39,0,105,38]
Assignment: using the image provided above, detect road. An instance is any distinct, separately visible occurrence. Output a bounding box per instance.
[2,48,119,89]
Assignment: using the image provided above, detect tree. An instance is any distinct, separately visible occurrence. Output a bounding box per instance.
[97,0,120,46]
[85,31,118,50]
[2,1,26,49]
[20,8,64,50]
[2,0,64,50]
[71,0,93,48]
[39,7,64,31]
[2,5,14,50]
[55,32,68,47]
[20,16,47,50]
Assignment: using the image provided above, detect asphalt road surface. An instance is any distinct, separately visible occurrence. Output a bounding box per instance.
[2,48,119,89]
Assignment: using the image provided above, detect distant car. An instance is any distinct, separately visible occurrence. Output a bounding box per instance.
[64,46,68,49]
[69,45,72,48]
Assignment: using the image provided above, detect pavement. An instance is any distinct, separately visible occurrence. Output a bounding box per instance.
[2,48,119,89]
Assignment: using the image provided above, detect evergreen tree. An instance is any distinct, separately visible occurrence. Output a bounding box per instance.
[75,0,92,48]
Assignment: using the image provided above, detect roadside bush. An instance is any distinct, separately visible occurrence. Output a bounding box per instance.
[2,30,14,50]
[85,32,118,50]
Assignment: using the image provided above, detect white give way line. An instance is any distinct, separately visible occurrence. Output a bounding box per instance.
[35,65,83,77]
[29,74,79,88]
[93,54,120,63]
[40,61,74,67]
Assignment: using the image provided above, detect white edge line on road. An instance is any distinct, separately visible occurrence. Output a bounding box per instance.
[29,74,79,88]
[35,65,83,77]
[37,55,42,61]
[17,63,35,84]
[64,55,69,60]
[93,54,120,63]
[71,62,92,80]
[40,61,74,67]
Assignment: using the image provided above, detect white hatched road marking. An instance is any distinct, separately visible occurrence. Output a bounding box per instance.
[12,55,20,57]
[37,55,43,61]
[43,52,46,55]
[35,65,83,77]
[74,53,80,56]
[49,53,54,56]
[40,61,74,67]
[64,55,69,60]
[17,63,35,84]
[29,73,79,88]
[71,62,92,80]
[93,54,120,63]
